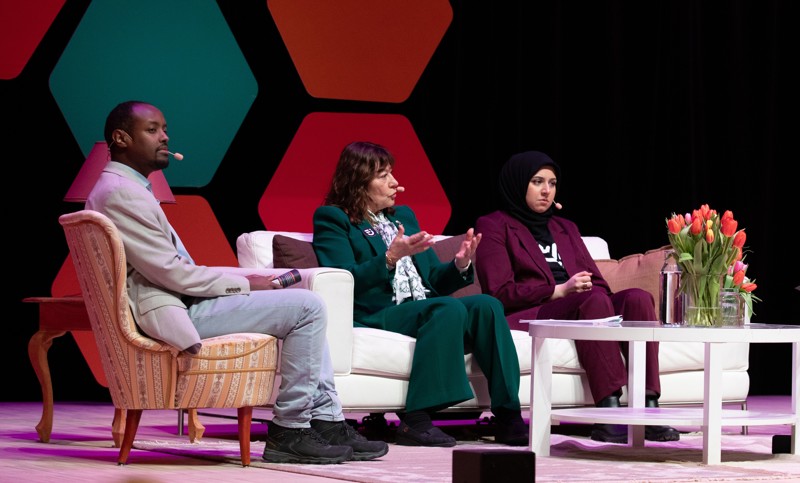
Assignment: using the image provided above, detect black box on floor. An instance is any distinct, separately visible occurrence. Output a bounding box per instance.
[452,449,535,483]
[772,435,792,454]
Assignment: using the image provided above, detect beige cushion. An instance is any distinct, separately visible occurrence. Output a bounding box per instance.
[594,245,671,313]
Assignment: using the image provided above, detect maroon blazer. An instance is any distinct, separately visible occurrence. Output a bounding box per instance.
[474,210,612,328]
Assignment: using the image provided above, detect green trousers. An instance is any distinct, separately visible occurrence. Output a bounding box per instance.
[358,294,521,413]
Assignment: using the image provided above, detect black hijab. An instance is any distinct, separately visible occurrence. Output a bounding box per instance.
[498,150,562,236]
[499,151,568,282]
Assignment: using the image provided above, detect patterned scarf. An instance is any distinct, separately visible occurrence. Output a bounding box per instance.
[370,212,428,304]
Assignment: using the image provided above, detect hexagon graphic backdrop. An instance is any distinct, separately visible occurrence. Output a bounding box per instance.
[49,0,257,188]
[268,0,452,103]
[258,112,451,234]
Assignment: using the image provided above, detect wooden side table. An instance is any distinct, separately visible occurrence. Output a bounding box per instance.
[23,296,125,446]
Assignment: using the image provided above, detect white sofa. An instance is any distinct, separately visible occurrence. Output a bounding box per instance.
[236,230,750,415]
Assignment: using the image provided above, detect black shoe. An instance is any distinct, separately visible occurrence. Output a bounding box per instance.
[644,396,681,442]
[590,423,628,443]
[645,425,681,441]
[395,421,457,447]
[492,409,529,446]
[590,394,628,444]
[310,419,389,461]
[262,420,353,464]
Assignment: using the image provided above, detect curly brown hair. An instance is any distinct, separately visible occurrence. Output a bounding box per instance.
[324,141,396,223]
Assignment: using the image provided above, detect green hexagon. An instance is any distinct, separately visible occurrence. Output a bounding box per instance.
[50,0,257,187]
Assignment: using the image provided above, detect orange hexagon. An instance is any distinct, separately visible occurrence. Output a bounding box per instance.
[268,0,452,103]
[258,112,451,233]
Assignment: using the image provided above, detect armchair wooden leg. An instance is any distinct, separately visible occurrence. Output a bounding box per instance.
[187,408,205,442]
[118,409,142,465]
[238,406,253,467]
[111,408,125,447]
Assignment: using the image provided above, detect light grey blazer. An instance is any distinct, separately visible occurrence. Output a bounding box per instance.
[85,162,249,351]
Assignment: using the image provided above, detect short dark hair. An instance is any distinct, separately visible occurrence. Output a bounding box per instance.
[104,100,149,147]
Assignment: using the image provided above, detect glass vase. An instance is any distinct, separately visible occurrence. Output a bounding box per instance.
[719,288,746,326]
[682,273,723,327]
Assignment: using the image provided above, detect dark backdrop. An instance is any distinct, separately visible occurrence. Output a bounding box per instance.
[5,0,798,404]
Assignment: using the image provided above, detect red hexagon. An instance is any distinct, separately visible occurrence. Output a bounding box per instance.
[268,0,452,103]
[258,112,450,233]
[0,1,66,80]
[53,194,237,297]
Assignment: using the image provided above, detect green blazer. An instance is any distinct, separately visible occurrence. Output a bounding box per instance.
[312,205,473,321]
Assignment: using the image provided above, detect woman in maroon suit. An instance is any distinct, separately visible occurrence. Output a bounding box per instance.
[474,150,680,444]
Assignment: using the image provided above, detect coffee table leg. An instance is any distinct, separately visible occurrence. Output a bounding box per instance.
[791,341,798,455]
[628,340,646,446]
[531,336,552,455]
[702,342,723,465]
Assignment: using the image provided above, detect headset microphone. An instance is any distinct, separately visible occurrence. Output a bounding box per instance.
[167,151,184,161]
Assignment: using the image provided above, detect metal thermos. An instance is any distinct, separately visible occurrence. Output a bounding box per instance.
[659,250,683,324]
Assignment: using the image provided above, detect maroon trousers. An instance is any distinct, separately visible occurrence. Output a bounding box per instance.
[536,288,661,403]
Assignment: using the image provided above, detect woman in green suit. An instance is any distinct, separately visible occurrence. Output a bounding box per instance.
[312,141,527,447]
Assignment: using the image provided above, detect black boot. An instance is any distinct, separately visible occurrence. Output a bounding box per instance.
[644,397,681,442]
[395,410,456,447]
[590,395,628,444]
[492,407,528,446]
[310,419,389,461]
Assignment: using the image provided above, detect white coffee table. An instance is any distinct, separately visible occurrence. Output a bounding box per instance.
[526,320,800,464]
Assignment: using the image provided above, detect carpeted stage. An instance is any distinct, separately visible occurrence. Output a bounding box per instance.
[1,396,797,482]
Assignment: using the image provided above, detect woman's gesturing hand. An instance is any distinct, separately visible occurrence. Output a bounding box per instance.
[385,223,435,267]
[455,228,480,271]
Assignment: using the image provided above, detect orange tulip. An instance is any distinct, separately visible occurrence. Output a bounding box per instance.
[734,246,743,261]
[721,217,737,237]
[705,229,715,244]
[733,230,746,248]
[699,204,711,220]
[741,282,757,293]
[690,217,703,235]
[732,270,745,286]
[667,217,682,234]
[721,210,734,223]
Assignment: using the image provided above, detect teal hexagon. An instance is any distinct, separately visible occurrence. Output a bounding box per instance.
[50,0,256,187]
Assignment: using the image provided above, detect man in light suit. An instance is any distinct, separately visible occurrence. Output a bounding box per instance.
[85,100,388,464]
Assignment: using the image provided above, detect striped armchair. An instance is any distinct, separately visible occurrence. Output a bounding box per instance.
[59,210,278,466]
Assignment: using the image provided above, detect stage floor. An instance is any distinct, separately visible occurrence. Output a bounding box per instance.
[0,395,795,482]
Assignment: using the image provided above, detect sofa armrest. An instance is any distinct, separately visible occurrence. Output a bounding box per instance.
[235,231,355,374]
[302,267,355,375]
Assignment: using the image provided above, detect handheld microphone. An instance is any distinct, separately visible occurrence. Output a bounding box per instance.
[167,151,184,161]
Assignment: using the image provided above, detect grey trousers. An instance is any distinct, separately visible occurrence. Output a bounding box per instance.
[188,288,343,428]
